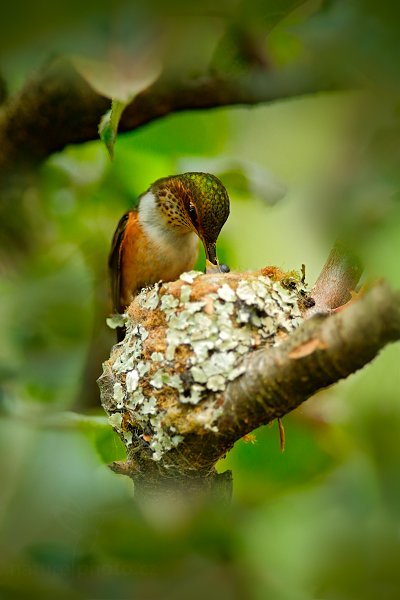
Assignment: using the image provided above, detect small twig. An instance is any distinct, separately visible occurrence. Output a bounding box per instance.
[278,418,285,452]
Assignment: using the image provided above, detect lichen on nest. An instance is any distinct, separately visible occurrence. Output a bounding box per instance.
[101,267,311,462]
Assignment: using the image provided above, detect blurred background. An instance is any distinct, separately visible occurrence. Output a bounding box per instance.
[1,1,400,598]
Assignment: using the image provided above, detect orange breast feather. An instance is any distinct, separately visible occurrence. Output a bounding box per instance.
[112,211,199,313]
[119,212,145,309]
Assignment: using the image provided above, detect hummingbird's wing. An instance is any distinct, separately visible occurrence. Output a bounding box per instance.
[108,211,131,313]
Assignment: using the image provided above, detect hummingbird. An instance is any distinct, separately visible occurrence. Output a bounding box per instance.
[109,172,230,339]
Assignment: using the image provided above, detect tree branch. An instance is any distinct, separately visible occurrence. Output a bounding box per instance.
[0,57,343,172]
[0,59,109,173]
[219,280,400,444]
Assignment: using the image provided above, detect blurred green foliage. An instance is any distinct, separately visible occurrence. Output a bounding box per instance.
[1,0,400,598]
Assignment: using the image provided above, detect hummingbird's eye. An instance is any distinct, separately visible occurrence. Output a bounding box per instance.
[188,203,198,226]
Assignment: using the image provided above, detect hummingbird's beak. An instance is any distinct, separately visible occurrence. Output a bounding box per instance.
[205,241,218,265]
[204,241,222,274]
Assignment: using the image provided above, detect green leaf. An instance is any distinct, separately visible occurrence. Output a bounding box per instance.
[249,0,309,32]
[94,427,126,464]
[72,48,162,159]
[41,411,109,431]
[39,411,126,463]
[211,0,309,72]
[98,99,128,160]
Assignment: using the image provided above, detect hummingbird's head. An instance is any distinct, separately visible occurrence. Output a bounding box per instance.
[152,172,230,267]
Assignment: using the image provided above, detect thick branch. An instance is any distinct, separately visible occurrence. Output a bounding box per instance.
[0,59,109,172]
[0,57,343,171]
[218,281,400,445]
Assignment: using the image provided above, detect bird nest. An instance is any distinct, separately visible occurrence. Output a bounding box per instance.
[99,267,313,463]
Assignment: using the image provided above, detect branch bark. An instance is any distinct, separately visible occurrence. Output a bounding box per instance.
[0,57,343,172]
[219,280,400,444]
